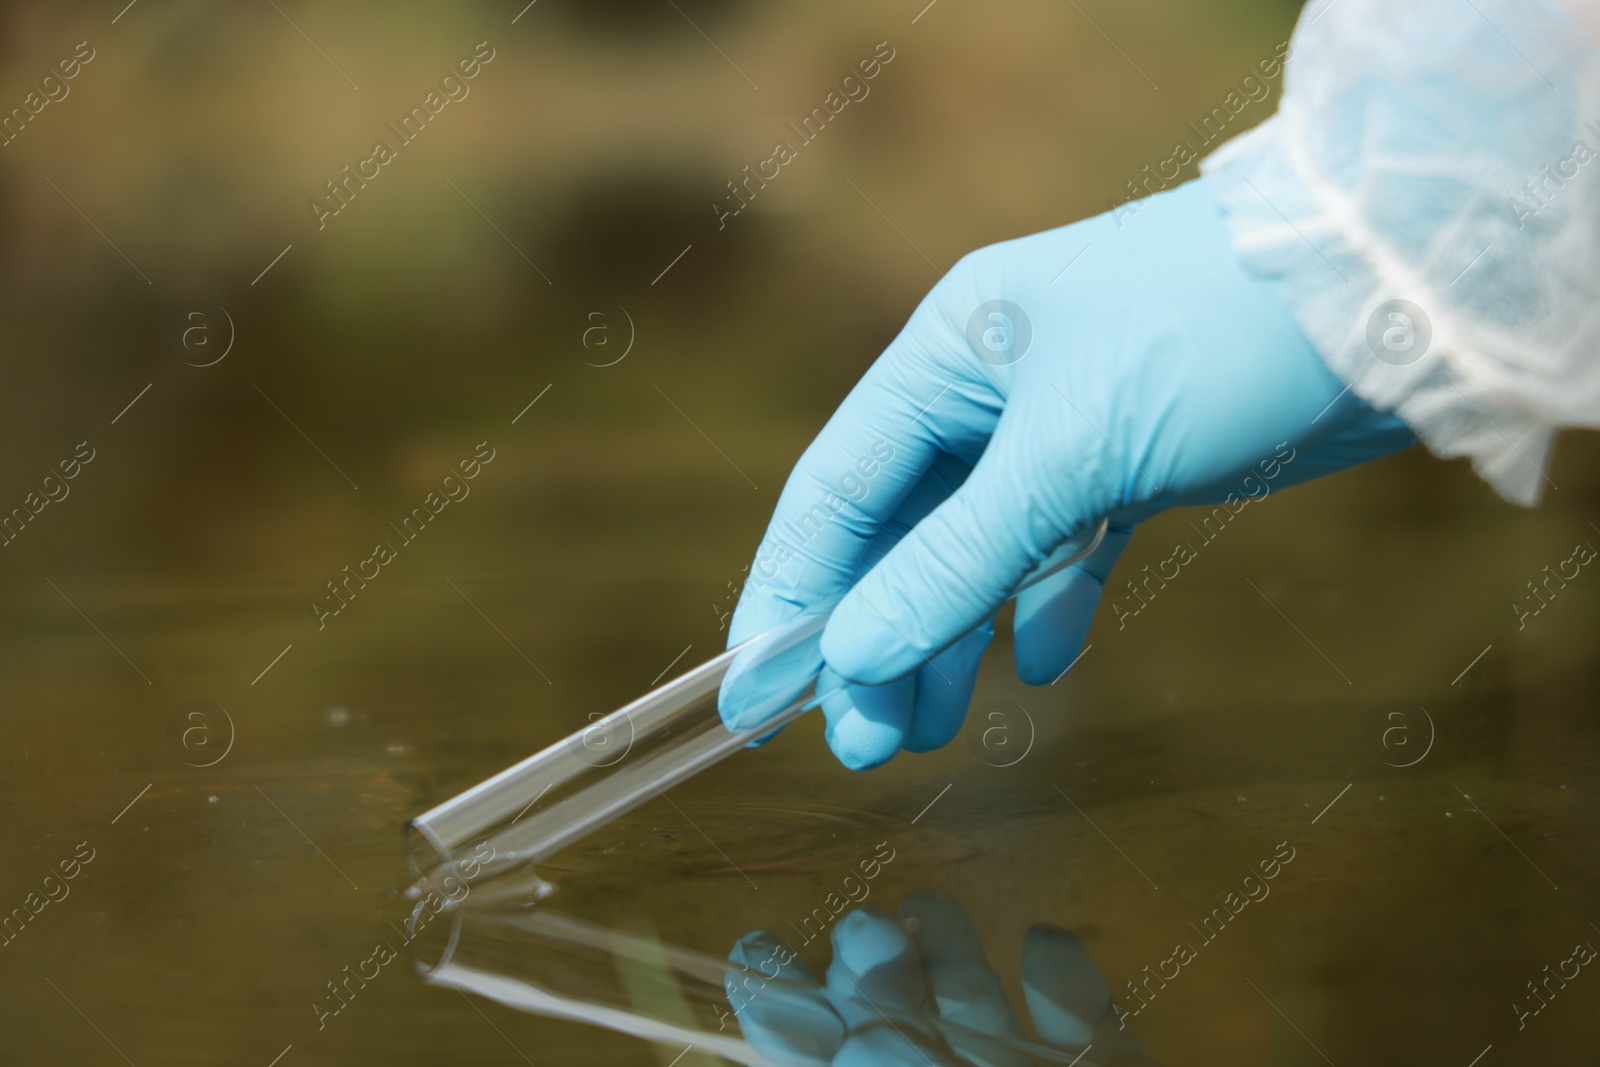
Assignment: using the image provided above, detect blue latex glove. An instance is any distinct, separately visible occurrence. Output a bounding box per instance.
[725,177,1412,768]
[724,888,1158,1066]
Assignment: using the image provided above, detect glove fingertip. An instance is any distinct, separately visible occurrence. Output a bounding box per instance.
[1013,568,1102,686]
[825,714,904,771]
[902,623,992,752]
[819,674,915,771]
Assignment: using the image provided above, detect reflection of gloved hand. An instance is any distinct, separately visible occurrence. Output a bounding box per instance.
[725,888,1157,1067]
[726,176,1412,769]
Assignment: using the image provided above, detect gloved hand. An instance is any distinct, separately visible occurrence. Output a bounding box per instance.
[725,177,1412,768]
[724,888,1157,1067]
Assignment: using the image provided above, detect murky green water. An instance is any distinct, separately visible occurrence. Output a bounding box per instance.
[6,465,1598,1065]
[2,1,1598,1064]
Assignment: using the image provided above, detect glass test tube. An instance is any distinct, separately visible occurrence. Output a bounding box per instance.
[403,519,1109,899]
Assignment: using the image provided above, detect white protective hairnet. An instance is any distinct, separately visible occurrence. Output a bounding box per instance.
[1202,0,1600,504]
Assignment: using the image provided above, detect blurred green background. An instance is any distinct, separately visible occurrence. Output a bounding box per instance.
[2,1,1598,1065]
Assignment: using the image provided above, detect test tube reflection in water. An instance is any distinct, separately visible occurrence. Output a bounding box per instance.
[407,905,1115,1067]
